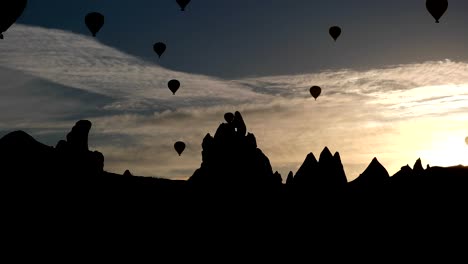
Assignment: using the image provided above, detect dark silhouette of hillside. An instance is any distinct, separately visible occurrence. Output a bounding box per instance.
[1,113,467,200]
[1,111,468,254]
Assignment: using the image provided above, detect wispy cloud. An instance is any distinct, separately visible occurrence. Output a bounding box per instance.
[0,24,467,181]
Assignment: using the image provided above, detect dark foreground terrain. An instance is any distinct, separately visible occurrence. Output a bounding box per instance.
[1,112,467,257]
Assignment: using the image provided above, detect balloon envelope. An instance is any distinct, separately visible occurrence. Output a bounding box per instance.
[0,0,27,39]
[329,26,341,41]
[310,86,322,100]
[168,79,180,95]
[85,12,104,37]
[426,0,448,23]
[174,141,186,156]
[465,137,468,145]
[224,113,235,123]
[176,0,191,11]
[153,42,166,58]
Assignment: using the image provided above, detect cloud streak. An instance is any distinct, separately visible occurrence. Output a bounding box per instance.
[1,24,467,180]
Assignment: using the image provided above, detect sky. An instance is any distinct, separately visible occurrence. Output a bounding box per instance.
[0,0,467,181]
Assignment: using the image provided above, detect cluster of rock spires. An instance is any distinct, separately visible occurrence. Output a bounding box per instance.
[189,111,282,189]
[286,148,347,192]
[1,114,466,259]
[0,112,466,195]
[185,111,458,195]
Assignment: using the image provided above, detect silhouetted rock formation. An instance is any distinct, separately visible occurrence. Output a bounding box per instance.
[413,158,424,176]
[286,171,294,185]
[55,120,104,177]
[0,130,55,178]
[0,120,105,180]
[66,120,92,152]
[0,114,467,212]
[291,148,347,194]
[350,157,389,191]
[1,113,468,252]
[189,111,279,191]
[273,171,283,184]
[389,158,429,191]
[393,164,414,179]
[293,152,319,186]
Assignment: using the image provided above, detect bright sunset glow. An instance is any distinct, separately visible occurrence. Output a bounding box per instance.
[417,132,468,168]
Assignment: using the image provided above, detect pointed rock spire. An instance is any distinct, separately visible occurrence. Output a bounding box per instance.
[319,147,333,164]
[294,152,318,185]
[413,158,424,176]
[66,120,92,152]
[286,171,294,185]
[351,157,389,188]
[246,133,257,149]
[233,111,246,137]
[318,147,347,188]
[273,171,283,184]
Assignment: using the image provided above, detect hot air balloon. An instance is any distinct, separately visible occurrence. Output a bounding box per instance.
[310,86,322,100]
[85,12,105,37]
[168,79,180,95]
[465,137,468,145]
[329,26,341,42]
[174,141,186,156]
[0,0,28,40]
[153,42,166,58]
[426,0,448,23]
[224,112,235,123]
[176,0,191,11]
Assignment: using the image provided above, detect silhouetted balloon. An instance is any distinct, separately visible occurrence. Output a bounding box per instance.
[153,42,166,58]
[176,0,191,11]
[174,141,186,156]
[329,26,341,42]
[426,0,448,23]
[0,0,27,40]
[85,12,104,37]
[224,113,235,123]
[168,79,180,95]
[309,86,322,100]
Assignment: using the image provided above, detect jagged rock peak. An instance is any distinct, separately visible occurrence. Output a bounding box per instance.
[367,158,389,176]
[334,151,342,162]
[413,158,424,174]
[286,171,294,185]
[66,120,92,152]
[202,133,214,150]
[123,170,133,177]
[189,111,279,188]
[294,152,318,179]
[401,164,412,172]
[305,152,318,164]
[319,147,333,163]
[352,157,390,187]
[233,111,246,136]
[246,133,257,149]
[273,171,283,184]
